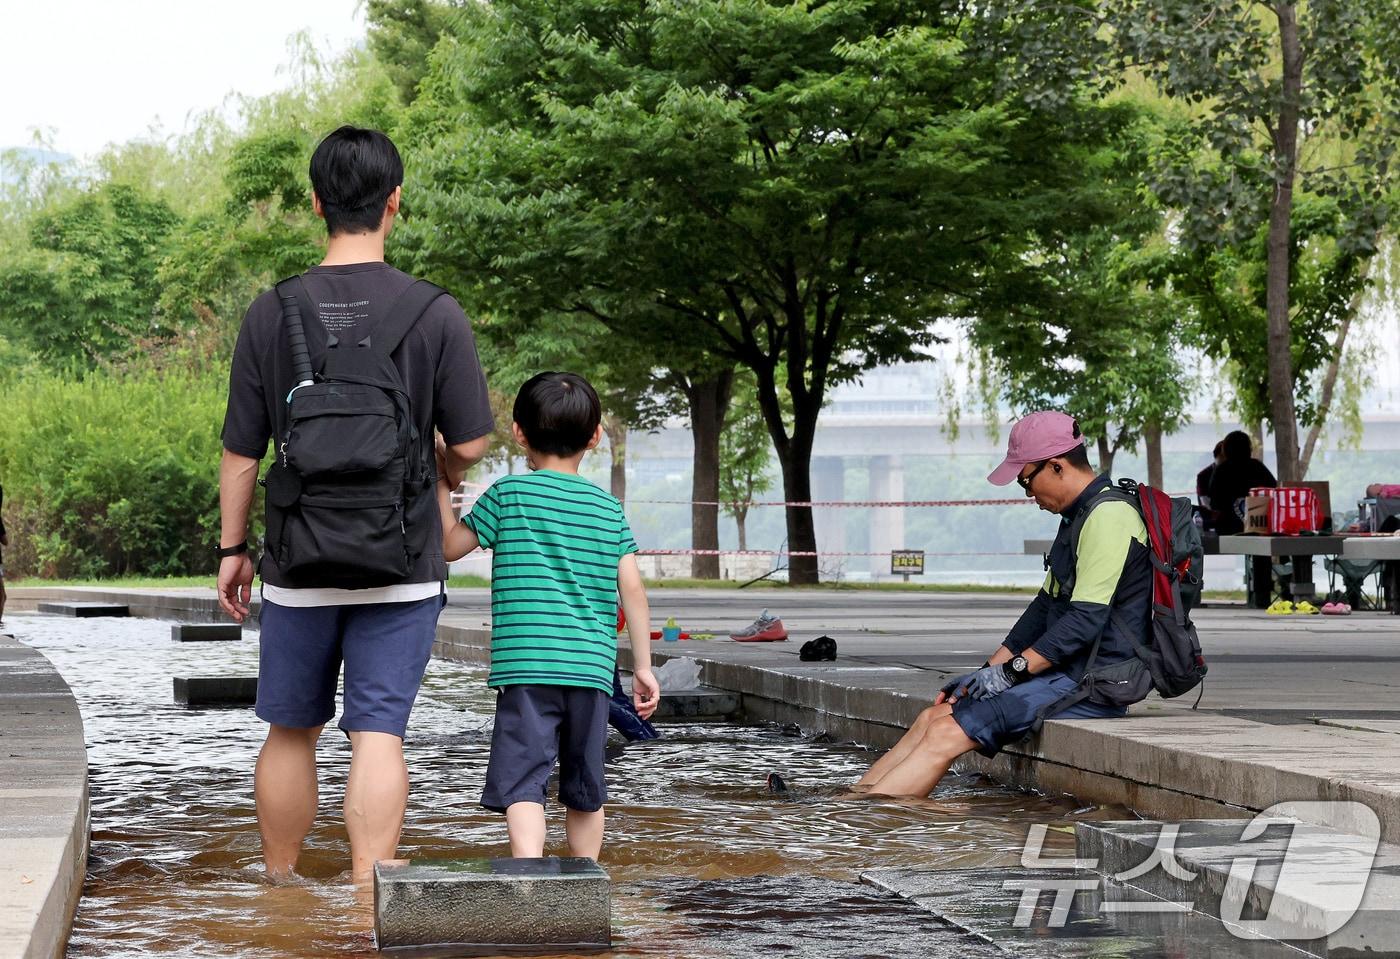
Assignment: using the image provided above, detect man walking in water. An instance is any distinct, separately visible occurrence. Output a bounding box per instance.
[217,127,493,883]
[854,412,1148,797]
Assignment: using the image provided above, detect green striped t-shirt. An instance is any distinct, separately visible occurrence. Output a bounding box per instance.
[466,470,638,694]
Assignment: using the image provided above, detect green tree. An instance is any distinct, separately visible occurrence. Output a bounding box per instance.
[400,0,1134,582]
[720,373,777,552]
[963,103,1191,484]
[367,0,464,105]
[981,0,1400,481]
[0,182,180,366]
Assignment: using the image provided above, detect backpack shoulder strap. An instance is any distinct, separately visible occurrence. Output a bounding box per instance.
[1068,485,1139,563]
[363,280,447,358]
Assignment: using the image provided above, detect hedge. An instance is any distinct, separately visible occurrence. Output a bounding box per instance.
[0,366,249,578]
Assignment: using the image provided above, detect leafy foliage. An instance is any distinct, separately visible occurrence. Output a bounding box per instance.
[0,183,180,365]
[0,363,232,578]
[977,0,1400,478]
[398,0,1138,580]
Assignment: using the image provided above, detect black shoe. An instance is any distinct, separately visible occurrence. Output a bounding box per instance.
[799,635,837,662]
[766,772,789,795]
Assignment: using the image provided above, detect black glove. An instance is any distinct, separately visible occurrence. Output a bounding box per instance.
[938,669,981,701]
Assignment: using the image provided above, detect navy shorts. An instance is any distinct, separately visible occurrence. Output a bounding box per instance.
[951,671,1126,758]
[481,685,609,814]
[255,593,444,738]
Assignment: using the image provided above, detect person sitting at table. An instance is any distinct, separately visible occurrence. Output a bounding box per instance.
[1196,440,1225,532]
[1208,430,1277,535]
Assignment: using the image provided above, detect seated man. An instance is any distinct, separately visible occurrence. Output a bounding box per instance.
[855,411,1149,797]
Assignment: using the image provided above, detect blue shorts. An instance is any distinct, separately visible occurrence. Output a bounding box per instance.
[255,593,444,738]
[481,685,609,814]
[951,671,1126,758]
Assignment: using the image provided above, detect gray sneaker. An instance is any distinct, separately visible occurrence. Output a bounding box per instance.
[730,608,788,642]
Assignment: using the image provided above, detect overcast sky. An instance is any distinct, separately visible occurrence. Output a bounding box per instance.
[1,0,364,159]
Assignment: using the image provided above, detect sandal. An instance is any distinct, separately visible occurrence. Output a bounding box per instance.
[1294,600,1321,615]
[1266,600,1295,615]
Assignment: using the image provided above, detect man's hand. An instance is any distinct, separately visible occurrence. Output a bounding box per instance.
[934,669,980,706]
[217,553,255,622]
[965,662,1015,701]
[632,667,661,719]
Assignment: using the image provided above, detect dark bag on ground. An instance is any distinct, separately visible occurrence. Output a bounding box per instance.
[261,276,444,588]
[1046,480,1208,718]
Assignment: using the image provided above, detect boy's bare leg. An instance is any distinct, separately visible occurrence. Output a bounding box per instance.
[862,714,978,798]
[506,801,548,857]
[345,731,410,885]
[255,724,323,876]
[565,807,604,860]
[855,702,952,787]
[0,577,7,622]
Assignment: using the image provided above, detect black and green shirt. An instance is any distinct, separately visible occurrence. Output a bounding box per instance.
[466,470,638,693]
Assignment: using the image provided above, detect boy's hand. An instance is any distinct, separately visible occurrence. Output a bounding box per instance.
[632,667,661,719]
[434,432,451,484]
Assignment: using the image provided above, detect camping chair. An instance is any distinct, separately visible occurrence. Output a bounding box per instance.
[1244,557,1295,603]
[1325,556,1384,610]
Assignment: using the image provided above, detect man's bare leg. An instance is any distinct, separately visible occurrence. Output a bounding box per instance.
[565,807,604,860]
[506,801,547,857]
[345,731,410,885]
[255,724,323,877]
[862,714,978,798]
[856,703,953,788]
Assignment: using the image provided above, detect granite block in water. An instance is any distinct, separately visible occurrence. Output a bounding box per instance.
[374,857,610,955]
[37,602,129,617]
[173,676,257,706]
[171,623,242,642]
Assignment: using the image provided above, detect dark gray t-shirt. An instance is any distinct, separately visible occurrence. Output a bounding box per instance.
[221,261,494,587]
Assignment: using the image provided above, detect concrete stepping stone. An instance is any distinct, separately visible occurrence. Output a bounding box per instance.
[1078,818,1400,957]
[648,686,740,721]
[173,677,257,706]
[37,602,129,617]
[374,857,609,954]
[171,623,242,642]
[862,866,1303,958]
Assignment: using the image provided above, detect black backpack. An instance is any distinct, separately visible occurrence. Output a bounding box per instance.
[261,276,444,588]
[1038,480,1208,724]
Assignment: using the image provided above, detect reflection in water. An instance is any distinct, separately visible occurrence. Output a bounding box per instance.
[16,613,1118,958]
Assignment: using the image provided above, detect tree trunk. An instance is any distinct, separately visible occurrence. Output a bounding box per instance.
[1145,420,1164,489]
[1096,435,1115,477]
[776,427,819,585]
[1266,2,1304,483]
[1300,263,1369,477]
[681,371,734,579]
[736,506,749,552]
[603,415,627,502]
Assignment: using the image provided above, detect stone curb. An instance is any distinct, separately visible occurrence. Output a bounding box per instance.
[0,636,89,959]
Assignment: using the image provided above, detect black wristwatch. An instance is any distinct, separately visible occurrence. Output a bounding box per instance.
[1003,655,1033,685]
[214,540,249,559]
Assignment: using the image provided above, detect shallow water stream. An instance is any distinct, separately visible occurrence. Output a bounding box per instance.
[16,612,1126,958]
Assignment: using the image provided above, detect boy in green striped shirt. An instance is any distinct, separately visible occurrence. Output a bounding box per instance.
[437,372,660,859]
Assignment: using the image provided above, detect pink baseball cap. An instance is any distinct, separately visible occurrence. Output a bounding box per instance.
[987,411,1084,486]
